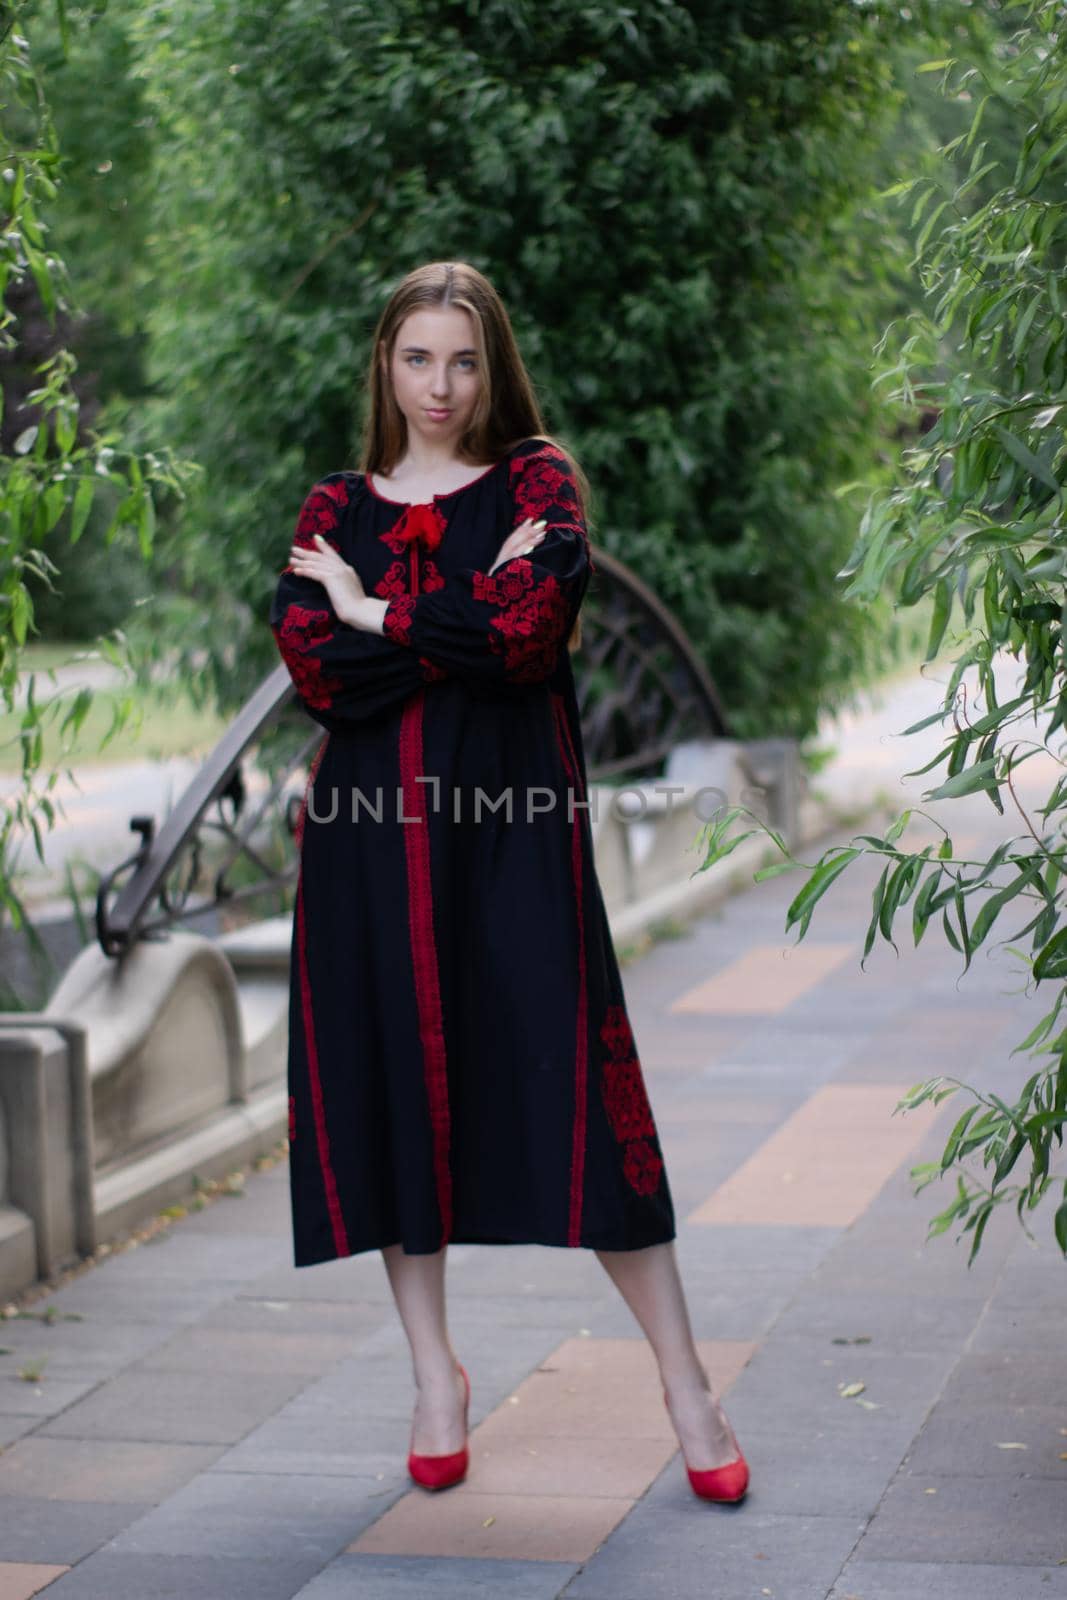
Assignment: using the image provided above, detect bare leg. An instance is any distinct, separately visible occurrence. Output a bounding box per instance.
[596,1240,740,1471]
[380,1242,467,1455]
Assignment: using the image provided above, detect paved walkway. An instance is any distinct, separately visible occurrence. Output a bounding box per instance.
[1,671,1065,1598]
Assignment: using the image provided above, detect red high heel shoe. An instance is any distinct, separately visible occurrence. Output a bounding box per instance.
[408,1362,470,1490]
[663,1387,749,1503]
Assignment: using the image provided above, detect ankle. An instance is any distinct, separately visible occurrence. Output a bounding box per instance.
[661,1360,712,1397]
[413,1352,461,1392]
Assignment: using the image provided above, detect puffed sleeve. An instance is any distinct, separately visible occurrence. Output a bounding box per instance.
[379,439,592,687]
[270,475,446,731]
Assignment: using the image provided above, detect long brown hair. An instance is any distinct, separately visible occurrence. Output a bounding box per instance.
[357,261,592,650]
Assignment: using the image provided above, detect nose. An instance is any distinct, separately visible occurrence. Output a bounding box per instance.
[429,363,451,399]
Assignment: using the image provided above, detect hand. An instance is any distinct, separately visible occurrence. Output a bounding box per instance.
[488,516,548,575]
[288,534,367,622]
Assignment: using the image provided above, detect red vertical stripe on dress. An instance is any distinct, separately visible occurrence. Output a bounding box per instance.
[398,690,453,1246]
[294,736,350,1257]
[551,692,589,1247]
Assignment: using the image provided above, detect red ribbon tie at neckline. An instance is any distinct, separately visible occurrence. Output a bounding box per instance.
[392,502,447,554]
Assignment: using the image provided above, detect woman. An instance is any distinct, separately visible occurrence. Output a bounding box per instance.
[270,260,748,1505]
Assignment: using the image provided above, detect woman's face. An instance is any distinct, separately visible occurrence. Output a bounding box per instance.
[386,305,483,451]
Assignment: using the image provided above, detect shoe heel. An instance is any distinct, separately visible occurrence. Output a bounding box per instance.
[408,1363,471,1491]
[662,1387,750,1504]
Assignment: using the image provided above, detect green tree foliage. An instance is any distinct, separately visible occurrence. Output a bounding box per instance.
[125,0,910,737]
[701,0,1067,1262]
[0,0,194,944]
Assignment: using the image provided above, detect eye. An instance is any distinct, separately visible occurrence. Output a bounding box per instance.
[457,357,477,370]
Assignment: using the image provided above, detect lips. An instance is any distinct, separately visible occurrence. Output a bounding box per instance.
[425,408,452,419]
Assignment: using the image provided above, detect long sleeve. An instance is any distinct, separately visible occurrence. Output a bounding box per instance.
[270,476,442,731]
[379,440,592,687]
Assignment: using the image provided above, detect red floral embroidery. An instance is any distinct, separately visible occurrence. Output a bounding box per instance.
[294,480,347,553]
[487,573,571,683]
[599,1004,662,1196]
[602,1057,656,1142]
[383,593,416,643]
[274,605,343,709]
[508,443,595,574]
[601,1006,634,1061]
[374,560,409,600]
[472,561,535,606]
[509,454,569,520]
[624,1139,664,1196]
[420,657,448,682]
[420,556,446,593]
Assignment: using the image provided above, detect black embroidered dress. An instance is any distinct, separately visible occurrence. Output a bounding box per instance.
[270,437,676,1265]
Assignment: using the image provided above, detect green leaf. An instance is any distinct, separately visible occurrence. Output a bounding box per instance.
[1054,1201,1067,1256]
[925,759,998,802]
[785,848,861,940]
[1033,929,1067,982]
[70,476,94,545]
[990,423,1062,498]
[925,578,952,661]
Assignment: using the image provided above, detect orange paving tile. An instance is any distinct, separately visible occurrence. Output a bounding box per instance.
[0,1567,69,1600]
[688,1082,943,1227]
[348,1335,756,1561]
[668,942,855,1015]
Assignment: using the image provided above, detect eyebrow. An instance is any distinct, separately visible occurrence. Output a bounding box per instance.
[399,345,478,356]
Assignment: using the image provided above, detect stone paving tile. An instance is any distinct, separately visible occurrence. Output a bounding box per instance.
[129,1327,356,1377]
[351,1490,632,1563]
[800,1235,1011,1300]
[33,1277,237,1327]
[557,1504,867,1600]
[0,1416,36,1449]
[722,1338,959,1449]
[0,1317,172,1378]
[238,1259,405,1305]
[688,1083,943,1228]
[969,1299,1065,1353]
[104,1470,383,1563]
[900,1401,1067,1479]
[442,1244,611,1302]
[0,1377,100,1421]
[35,1552,319,1599]
[934,1350,1067,1411]
[203,1401,409,1480]
[767,1284,988,1349]
[72,1233,286,1284]
[0,1438,224,1502]
[35,1368,310,1445]
[293,1553,576,1598]
[345,1336,753,1564]
[674,1221,842,1276]
[0,1564,69,1600]
[0,1498,145,1565]
[174,1185,292,1236]
[855,1471,1067,1565]
[196,1296,387,1339]
[671,941,857,1016]
[827,1558,1067,1599]
[706,1422,905,1519]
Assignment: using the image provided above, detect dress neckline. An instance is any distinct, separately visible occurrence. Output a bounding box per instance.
[365,457,503,507]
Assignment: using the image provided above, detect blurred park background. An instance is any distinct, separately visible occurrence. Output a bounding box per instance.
[2,0,1066,1279]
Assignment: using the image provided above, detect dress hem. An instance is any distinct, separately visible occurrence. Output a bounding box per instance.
[293,1224,678,1267]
